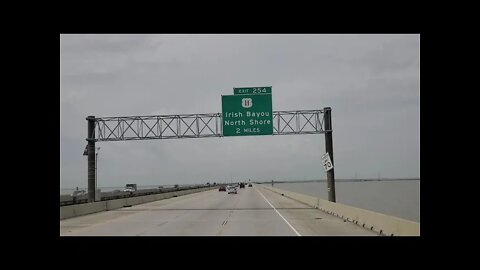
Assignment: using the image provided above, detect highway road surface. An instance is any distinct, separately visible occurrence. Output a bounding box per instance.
[60,185,378,236]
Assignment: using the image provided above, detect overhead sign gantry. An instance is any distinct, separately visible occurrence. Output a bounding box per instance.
[85,86,336,203]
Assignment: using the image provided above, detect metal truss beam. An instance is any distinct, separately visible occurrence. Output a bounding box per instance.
[91,110,328,142]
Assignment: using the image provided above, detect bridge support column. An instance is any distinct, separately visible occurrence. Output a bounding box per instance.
[87,116,96,203]
[324,107,336,202]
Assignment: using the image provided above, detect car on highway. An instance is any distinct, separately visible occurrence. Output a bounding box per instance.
[124,184,137,192]
[239,183,245,189]
[71,190,86,197]
[248,183,252,187]
[219,186,226,192]
[226,185,237,194]
[124,187,136,192]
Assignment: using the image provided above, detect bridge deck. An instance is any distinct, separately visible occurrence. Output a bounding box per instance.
[60,185,378,236]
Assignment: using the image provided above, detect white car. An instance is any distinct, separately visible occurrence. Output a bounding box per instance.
[124,187,136,192]
[71,190,86,197]
[226,185,237,194]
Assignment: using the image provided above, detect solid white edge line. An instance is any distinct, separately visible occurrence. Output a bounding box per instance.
[255,186,301,236]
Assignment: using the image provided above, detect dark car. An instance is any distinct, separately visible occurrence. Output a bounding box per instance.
[219,186,226,192]
[239,183,245,189]
[248,184,252,187]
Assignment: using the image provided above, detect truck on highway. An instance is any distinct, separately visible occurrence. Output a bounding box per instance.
[124,184,137,192]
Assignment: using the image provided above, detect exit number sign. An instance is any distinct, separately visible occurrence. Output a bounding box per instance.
[233,86,272,95]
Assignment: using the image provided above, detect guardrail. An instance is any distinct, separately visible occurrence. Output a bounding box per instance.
[259,185,420,236]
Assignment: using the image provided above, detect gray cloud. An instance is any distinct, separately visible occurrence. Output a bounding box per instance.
[60,34,420,189]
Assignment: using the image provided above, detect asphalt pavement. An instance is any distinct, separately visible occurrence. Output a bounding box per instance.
[60,185,378,236]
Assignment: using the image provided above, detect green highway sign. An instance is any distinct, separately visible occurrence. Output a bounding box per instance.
[222,94,273,136]
[233,86,272,95]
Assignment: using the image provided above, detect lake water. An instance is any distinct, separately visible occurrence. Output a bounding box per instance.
[273,180,420,222]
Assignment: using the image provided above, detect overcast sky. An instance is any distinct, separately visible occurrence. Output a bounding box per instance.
[60,34,420,189]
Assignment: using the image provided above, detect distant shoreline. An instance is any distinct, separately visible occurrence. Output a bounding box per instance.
[60,178,420,190]
[268,178,420,183]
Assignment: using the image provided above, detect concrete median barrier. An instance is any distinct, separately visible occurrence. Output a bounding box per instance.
[60,187,216,220]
